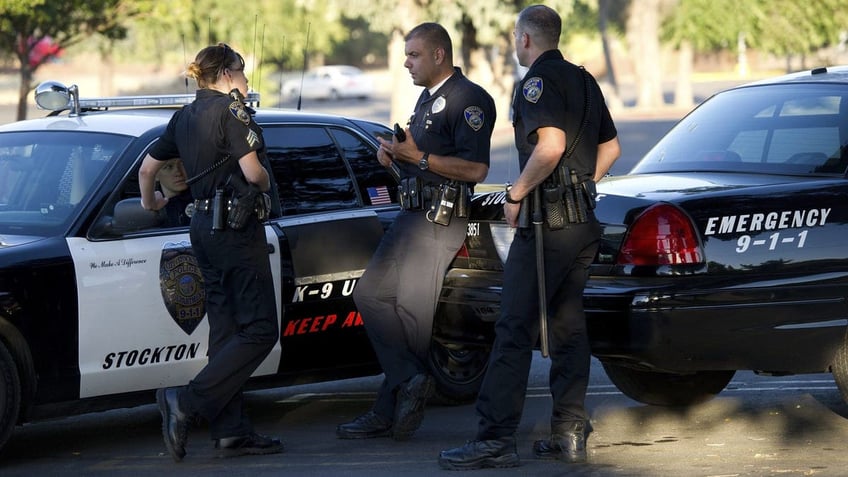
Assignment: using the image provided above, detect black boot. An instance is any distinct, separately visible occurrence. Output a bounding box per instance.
[336,410,393,439]
[533,421,588,463]
[156,386,195,462]
[438,436,520,470]
[214,432,284,458]
[392,374,434,441]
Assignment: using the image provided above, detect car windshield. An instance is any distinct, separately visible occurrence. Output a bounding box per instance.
[632,83,848,176]
[0,131,130,236]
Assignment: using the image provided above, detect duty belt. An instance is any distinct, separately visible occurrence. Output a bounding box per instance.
[398,177,437,211]
[188,197,233,216]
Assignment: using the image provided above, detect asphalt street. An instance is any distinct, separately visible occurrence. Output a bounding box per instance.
[2,356,846,476]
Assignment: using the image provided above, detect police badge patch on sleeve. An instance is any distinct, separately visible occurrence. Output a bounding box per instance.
[464,106,485,131]
[523,77,543,104]
[229,100,251,125]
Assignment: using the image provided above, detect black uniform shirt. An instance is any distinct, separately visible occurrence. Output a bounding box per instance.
[402,67,496,186]
[512,50,617,181]
[149,89,264,200]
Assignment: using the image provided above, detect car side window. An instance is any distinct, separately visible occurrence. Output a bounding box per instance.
[262,125,358,215]
[328,128,398,206]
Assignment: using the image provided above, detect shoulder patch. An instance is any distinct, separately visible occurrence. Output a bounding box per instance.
[464,106,485,131]
[522,77,543,104]
[229,100,251,125]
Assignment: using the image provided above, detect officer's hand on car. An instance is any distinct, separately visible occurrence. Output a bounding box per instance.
[142,190,169,212]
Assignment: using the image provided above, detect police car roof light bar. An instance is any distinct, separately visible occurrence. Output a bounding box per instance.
[35,81,260,115]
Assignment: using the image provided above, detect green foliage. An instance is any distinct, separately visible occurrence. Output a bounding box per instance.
[0,0,132,64]
[123,0,348,70]
[662,0,848,56]
[746,0,848,56]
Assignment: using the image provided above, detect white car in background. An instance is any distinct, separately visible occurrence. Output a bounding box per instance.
[282,65,375,101]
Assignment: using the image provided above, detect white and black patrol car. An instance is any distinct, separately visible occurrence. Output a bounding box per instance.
[0,82,491,453]
[460,65,848,409]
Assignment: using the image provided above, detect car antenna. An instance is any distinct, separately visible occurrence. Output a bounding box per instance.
[296,23,311,111]
[182,34,189,93]
[279,36,286,106]
[252,15,259,99]
[257,23,266,105]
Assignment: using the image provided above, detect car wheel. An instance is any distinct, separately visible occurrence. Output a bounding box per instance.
[601,361,734,407]
[832,328,848,404]
[427,341,490,406]
[0,339,21,452]
[328,89,340,101]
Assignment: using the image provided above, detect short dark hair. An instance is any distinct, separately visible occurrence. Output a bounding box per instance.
[518,5,562,50]
[405,22,453,62]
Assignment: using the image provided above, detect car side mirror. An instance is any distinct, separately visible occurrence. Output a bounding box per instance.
[110,197,163,234]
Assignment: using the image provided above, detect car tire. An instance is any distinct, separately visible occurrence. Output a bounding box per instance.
[0,339,21,453]
[427,341,490,406]
[601,362,734,407]
[832,328,848,404]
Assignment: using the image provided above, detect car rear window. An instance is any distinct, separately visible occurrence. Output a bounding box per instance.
[632,83,848,176]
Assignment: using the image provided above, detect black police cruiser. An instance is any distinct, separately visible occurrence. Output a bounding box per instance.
[0,81,490,453]
[455,65,848,409]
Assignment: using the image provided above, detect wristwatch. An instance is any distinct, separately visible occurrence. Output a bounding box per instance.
[418,152,430,171]
[504,184,521,204]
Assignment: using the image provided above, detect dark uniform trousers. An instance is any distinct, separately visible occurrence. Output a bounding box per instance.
[353,208,468,419]
[185,212,279,439]
[475,215,601,440]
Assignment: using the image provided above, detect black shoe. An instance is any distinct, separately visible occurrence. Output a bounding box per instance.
[533,421,588,463]
[392,374,434,441]
[214,432,284,458]
[336,411,393,439]
[438,437,520,470]
[156,387,193,462]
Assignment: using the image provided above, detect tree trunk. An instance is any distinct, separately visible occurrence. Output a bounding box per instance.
[17,65,33,121]
[674,40,693,109]
[388,0,420,124]
[598,0,618,95]
[626,0,664,109]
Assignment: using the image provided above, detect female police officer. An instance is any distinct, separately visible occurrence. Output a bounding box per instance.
[139,43,282,461]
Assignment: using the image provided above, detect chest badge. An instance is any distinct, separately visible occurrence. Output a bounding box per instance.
[523,77,543,104]
[464,106,485,131]
[431,96,446,114]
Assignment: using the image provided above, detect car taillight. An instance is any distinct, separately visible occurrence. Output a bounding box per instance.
[617,203,704,265]
[455,243,469,258]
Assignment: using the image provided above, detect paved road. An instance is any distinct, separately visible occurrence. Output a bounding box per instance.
[2,356,846,476]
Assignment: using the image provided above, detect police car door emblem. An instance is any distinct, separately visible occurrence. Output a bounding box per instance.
[431,96,446,114]
[464,106,484,131]
[523,77,543,104]
[159,241,206,335]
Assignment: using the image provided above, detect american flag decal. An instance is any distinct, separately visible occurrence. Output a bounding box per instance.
[367,186,392,205]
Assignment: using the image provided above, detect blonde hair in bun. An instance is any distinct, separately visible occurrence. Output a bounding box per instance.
[187,43,245,89]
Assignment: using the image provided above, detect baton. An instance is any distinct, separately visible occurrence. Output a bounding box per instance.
[532,187,550,358]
